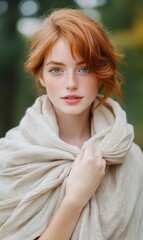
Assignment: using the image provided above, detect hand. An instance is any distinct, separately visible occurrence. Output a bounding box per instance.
[65,146,106,209]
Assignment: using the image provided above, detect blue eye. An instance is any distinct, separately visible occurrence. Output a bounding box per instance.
[50,68,61,73]
[79,67,90,73]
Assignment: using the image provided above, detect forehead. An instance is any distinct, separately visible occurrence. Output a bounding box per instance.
[50,38,69,55]
[45,38,83,63]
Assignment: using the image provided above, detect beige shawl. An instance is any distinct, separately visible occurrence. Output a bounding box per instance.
[0,95,143,240]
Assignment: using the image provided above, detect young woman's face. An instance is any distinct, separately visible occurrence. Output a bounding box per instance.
[40,38,99,118]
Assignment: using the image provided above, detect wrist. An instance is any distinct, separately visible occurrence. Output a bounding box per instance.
[62,195,85,213]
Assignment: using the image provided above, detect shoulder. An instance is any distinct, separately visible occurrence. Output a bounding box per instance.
[127,143,143,165]
[124,143,143,183]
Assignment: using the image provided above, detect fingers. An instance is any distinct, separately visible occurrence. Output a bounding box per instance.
[82,146,95,159]
[76,151,84,162]
[66,146,106,207]
[79,146,106,169]
[76,146,106,169]
[81,146,103,161]
[95,149,103,159]
[95,150,106,170]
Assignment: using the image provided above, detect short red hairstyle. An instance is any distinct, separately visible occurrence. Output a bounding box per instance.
[25,8,124,105]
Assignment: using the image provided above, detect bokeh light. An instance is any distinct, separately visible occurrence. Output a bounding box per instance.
[18,0,39,16]
[74,0,107,8]
[82,9,101,20]
[0,1,8,15]
[17,17,41,36]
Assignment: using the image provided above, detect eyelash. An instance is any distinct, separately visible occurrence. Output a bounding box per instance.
[79,67,90,73]
[49,67,62,74]
[49,66,90,74]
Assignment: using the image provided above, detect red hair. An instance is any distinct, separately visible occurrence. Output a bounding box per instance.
[25,8,124,105]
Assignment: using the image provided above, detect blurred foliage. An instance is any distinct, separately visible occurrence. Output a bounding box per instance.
[0,0,143,148]
[98,0,143,148]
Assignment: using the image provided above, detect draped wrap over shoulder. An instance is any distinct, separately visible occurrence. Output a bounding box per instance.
[0,95,143,240]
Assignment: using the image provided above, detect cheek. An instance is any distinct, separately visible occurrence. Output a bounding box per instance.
[83,79,99,92]
[45,81,59,95]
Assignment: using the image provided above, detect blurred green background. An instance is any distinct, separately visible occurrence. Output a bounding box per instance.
[0,0,143,149]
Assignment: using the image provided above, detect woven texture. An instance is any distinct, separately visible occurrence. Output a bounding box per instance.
[0,95,143,240]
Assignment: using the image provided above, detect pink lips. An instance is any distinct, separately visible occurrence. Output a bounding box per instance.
[61,95,83,104]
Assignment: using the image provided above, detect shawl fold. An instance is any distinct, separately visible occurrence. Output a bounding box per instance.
[0,95,143,240]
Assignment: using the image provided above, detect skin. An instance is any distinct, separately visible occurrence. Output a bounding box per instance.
[38,38,106,240]
[40,38,99,148]
[40,38,99,118]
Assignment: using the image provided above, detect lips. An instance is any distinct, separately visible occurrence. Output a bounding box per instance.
[61,95,83,104]
[61,95,83,99]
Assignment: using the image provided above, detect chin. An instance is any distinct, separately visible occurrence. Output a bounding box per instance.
[62,108,89,116]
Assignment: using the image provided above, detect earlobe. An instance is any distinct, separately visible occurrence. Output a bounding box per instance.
[39,78,46,87]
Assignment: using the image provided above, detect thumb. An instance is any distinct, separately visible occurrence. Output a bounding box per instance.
[76,150,84,161]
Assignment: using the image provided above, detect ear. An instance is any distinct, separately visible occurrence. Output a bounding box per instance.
[39,77,46,87]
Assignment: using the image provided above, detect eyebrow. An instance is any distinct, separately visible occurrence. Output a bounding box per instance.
[46,60,86,66]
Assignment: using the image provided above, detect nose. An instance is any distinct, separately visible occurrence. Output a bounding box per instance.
[66,72,78,90]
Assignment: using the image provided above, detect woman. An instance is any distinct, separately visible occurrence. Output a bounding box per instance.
[0,8,143,240]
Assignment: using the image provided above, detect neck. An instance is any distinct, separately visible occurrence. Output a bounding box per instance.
[55,110,91,148]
